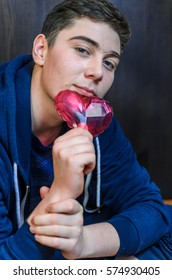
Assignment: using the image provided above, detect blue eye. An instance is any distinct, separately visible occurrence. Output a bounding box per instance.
[103,60,116,71]
[78,48,86,53]
[76,47,90,55]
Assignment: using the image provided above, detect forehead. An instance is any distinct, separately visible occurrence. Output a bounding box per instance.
[56,18,121,53]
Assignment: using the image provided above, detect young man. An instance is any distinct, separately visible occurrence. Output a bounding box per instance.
[0,0,172,260]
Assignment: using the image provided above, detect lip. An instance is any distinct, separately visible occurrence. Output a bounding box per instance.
[74,85,96,97]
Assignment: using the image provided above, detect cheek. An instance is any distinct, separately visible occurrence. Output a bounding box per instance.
[101,74,114,98]
[55,58,79,79]
[47,58,70,86]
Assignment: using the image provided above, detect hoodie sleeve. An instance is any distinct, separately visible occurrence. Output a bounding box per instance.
[98,117,170,256]
[0,222,59,260]
[0,162,63,259]
[0,146,63,260]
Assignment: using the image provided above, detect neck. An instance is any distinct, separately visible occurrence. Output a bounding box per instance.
[31,66,63,146]
[34,125,63,146]
[31,105,64,146]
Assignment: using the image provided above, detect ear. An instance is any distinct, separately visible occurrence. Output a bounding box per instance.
[32,34,48,65]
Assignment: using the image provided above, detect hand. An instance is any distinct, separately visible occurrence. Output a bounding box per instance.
[51,127,96,199]
[30,198,84,259]
[28,127,95,225]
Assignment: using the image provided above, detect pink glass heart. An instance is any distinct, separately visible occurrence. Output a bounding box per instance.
[54,90,113,137]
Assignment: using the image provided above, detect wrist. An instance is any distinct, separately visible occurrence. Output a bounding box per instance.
[27,184,73,226]
[76,223,120,259]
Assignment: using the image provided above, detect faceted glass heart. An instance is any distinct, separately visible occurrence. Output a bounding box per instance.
[54,90,113,137]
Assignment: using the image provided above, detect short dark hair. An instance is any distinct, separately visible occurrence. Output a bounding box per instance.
[41,0,131,51]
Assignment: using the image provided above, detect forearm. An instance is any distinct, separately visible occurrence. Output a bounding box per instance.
[64,222,120,259]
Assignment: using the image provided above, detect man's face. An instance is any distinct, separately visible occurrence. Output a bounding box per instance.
[39,18,121,100]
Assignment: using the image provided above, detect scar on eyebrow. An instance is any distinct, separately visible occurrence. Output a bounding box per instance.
[69,35,120,59]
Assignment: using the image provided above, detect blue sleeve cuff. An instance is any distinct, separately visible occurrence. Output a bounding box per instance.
[8,222,55,259]
[107,216,140,257]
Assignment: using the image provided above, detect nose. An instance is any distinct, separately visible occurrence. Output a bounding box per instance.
[84,57,103,82]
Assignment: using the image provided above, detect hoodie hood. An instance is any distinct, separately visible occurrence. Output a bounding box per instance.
[0,55,33,184]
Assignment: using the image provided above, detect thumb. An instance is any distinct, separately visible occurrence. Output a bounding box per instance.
[40,186,50,199]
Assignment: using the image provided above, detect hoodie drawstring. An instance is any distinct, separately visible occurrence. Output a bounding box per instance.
[83,136,101,213]
[13,162,29,228]
[13,162,21,228]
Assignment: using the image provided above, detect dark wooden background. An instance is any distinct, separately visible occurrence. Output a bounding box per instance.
[1,0,172,198]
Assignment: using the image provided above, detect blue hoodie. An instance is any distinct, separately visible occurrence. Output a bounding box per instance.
[0,54,171,259]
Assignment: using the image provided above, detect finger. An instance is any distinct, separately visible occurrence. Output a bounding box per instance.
[53,146,95,167]
[30,224,81,239]
[53,128,93,152]
[69,152,95,174]
[34,234,77,251]
[40,186,50,199]
[47,199,83,214]
[57,127,93,143]
[54,146,95,173]
[31,212,83,227]
[53,136,94,156]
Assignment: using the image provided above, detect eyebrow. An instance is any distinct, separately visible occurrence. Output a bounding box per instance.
[69,35,121,60]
